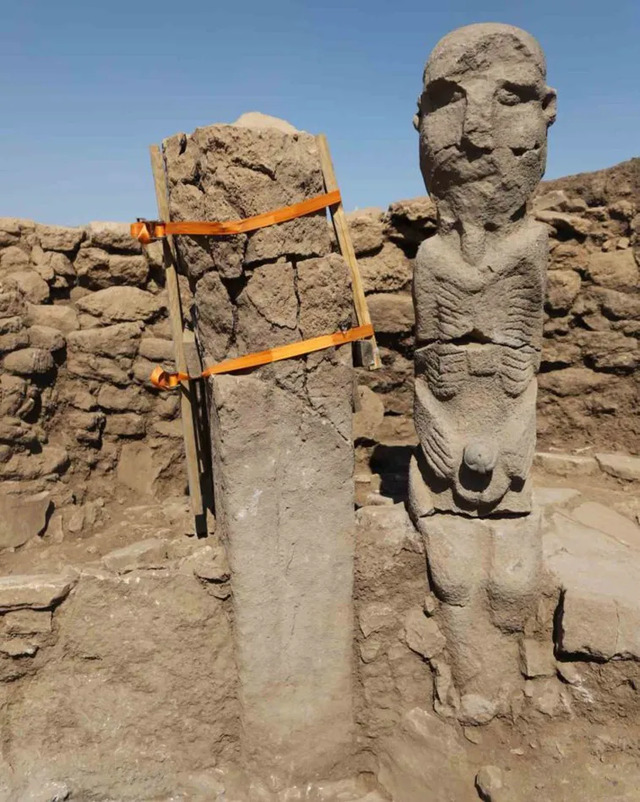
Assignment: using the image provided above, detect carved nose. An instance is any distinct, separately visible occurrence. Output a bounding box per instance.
[463,441,497,475]
[462,103,493,151]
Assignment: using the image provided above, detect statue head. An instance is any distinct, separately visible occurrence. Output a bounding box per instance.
[416,24,557,226]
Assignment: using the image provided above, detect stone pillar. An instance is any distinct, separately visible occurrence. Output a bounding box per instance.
[409,24,557,722]
[162,116,355,781]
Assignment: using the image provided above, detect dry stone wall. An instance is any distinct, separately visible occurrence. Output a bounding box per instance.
[0,158,637,548]
[352,157,640,456]
[0,218,186,549]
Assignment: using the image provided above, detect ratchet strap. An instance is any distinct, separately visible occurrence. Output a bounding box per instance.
[131,189,341,245]
[150,323,374,390]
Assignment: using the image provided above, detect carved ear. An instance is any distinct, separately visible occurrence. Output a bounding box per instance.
[542,87,557,126]
[412,94,422,131]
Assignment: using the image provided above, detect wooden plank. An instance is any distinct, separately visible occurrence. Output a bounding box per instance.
[315,134,381,370]
[149,145,207,534]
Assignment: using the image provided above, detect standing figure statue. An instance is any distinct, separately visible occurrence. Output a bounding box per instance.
[409,23,557,721]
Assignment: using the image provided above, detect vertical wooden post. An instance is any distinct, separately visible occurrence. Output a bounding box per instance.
[315,134,381,370]
[149,145,207,535]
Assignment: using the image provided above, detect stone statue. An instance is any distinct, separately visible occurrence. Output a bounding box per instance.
[409,24,556,721]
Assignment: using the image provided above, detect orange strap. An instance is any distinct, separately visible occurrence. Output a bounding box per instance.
[131,190,341,245]
[150,324,374,390]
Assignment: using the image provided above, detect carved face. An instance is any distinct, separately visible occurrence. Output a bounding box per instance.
[418,25,557,221]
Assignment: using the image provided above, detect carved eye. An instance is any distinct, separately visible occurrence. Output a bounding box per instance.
[496,83,539,106]
[423,79,464,114]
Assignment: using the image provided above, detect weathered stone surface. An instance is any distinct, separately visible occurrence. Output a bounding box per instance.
[36,224,84,252]
[538,367,614,396]
[519,638,555,678]
[385,196,438,245]
[104,412,145,437]
[533,451,598,476]
[546,269,581,312]
[367,292,414,333]
[67,322,142,358]
[76,286,163,322]
[0,574,75,611]
[75,248,148,288]
[2,609,52,634]
[116,442,164,496]
[595,452,640,482]
[475,766,505,802]
[358,601,396,638]
[546,509,640,661]
[353,385,384,442]
[0,245,30,271]
[3,347,54,375]
[410,24,555,517]
[587,249,639,292]
[86,221,143,252]
[0,446,69,481]
[5,270,50,303]
[66,352,130,384]
[164,117,355,779]
[27,325,65,352]
[97,384,151,414]
[26,303,79,333]
[103,539,168,573]
[346,207,385,255]
[359,242,412,293]
[0,491,52,550]
[5,573,235,800]
[402,608,446,659]
[378,708,471,802]
[138,336,174,362]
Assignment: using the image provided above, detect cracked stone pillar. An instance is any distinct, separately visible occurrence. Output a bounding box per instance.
[408,24,557,722]
[162,115,355,782]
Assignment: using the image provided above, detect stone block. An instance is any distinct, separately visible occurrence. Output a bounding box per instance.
[3,347,54,376]
[67,322,142,358]
[86,221,143,252]
[27,325,65,352]
[359,601,396,638]
[76,286,164,323]
[26,303,79,333]
[367,292,415,333]
[103,539,168,574]
[353,385,384,442]
[0,491,52,550]
[36,224,84,252]
[587,249,639,292]
[5,271,49,303]
[0,246,30,271]
[138,337,174,362]
[595,453,640,482]
[519,638,555,678]
[545,269,581,312]
[0,574,75,611]
[345,207,385,255]
[66,352,130,384]
[537,367,614,397]
[104,413,145,437]
[533,451,598,477]
[2,609,52,634]
[97,384,151,414]
[359,242,412,293]
[402,608,446,659]
[116,442,163,496]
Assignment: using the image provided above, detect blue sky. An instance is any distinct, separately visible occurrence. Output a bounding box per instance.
[1,0,638,225]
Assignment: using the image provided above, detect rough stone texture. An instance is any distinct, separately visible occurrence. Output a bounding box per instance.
[404,24,555,720]
[0,492,52,550]
[163,116,356,782]
[2,569,237,800]
[410,23,556,516]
